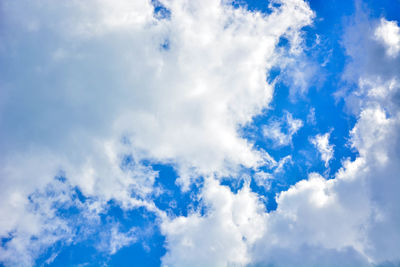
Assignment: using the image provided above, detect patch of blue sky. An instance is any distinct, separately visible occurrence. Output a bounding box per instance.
[363,0,400,21]
[150,163,206,217]
[35,240,102,267]
[151,0,171,20]
[107,231,165,267]
[34,194,165,266]
[97,205,166,267]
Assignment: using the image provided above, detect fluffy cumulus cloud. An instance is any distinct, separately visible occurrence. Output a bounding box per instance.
[255,12,400,267]
[0,0,314,265]
[161,178,267,267]
[375,18,400,57]
[1,0,400,267]
[254,87,400,266]
[160,8,400,267]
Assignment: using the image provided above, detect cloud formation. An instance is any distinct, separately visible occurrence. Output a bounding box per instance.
[375,18,400,57]
[263,111,304,147]
[1,1,400,267]
[160,7,400,267]
[310,132,334,167]
[0,0,313,265]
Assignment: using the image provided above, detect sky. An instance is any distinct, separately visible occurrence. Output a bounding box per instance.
[0,0,400,266]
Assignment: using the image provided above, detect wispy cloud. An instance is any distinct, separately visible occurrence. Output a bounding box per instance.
[310,132,334,167]
[263,111,303,147]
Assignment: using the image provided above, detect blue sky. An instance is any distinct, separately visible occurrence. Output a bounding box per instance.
[1,0,400,266]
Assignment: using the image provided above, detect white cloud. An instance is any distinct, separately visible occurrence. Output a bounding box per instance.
[0,178,100,266]
[160,12,400,267]
[97,224,137,255]
[310,132,334,167]
[250,14,400,267]
[375,18,400,57]
[253,98,400,266]
[340,10,400,108]
[7,2,400,267]
[161,178,267,267]
[0,0,314,264]
[0,0,314,185]
[263,111,303,147]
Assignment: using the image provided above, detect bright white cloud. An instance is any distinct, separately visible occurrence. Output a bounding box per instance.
[375,18,400,57]
[0,178,101,266]
[160,13,400,267]
[310,132,334,167]
[161,178,267,267]
[254,96,400,266]
[250,14,400,267]
[0,0,314,265]
[4,1,399,267]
